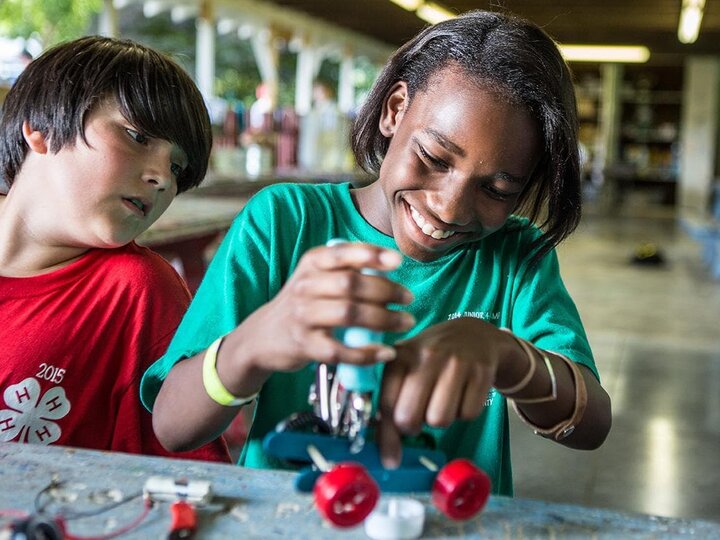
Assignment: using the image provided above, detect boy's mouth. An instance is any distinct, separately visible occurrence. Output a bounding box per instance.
[123,197,151,217]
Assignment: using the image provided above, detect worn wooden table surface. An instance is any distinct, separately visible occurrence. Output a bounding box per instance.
[1,443,718,539]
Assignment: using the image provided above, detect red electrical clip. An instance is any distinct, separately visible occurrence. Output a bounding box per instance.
[168,499,197,539]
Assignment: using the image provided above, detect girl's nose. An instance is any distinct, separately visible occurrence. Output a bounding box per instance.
[429,180,475,227]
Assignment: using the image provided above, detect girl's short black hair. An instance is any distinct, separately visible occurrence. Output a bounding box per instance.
[0,35,211,194]
[351,10,581,262]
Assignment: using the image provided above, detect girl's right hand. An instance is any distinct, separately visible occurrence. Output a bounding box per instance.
[234,242,415,375]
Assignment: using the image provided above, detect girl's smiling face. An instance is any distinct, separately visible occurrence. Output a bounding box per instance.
[354,67,543,262]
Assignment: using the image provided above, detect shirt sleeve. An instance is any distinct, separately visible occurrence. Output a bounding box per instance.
[509,246,599,381]
[116,248,231,462]
[140,188,284,412]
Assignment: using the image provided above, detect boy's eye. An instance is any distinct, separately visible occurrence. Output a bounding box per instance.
[126,128,147,144]
[418,145,449,170]
[170,163,184,178]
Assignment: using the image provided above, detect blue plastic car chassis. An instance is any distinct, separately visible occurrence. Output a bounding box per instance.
[263,430,447,493]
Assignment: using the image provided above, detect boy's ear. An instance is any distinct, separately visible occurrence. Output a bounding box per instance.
[379,81,408,137]
[22,122,49,154]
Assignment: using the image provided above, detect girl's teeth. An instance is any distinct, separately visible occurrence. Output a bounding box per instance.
[411,206,425,225]
[410,205,455,240]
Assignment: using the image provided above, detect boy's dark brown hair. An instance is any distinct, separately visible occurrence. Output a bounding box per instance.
[0,35,212,194]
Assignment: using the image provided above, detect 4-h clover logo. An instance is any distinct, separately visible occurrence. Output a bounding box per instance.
[0,377,71,444]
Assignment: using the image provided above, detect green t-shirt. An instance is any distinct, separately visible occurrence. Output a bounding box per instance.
[141,182,597,496]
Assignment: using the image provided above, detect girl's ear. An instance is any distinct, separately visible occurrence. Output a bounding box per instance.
[379,81,408,137]
[22,121,49,154]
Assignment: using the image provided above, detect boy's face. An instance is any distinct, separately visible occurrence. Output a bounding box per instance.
[359,68,542,262]
[25,98,187,248]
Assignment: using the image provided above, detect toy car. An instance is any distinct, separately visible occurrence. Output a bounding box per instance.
[263,407,491,527]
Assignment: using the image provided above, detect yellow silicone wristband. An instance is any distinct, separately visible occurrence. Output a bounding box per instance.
[202,336,258,407]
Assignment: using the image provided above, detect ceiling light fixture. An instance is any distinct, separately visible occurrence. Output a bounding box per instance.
[559,45,651,63]
[678,0,705,44]
[415,2,455,24]
[388,0,456,25]
[389,0,423,11]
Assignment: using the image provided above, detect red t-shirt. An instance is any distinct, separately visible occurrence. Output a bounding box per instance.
[0,243,229,462]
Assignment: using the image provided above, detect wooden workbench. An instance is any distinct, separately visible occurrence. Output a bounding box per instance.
[1,442,718,539]
[136,193,249,292]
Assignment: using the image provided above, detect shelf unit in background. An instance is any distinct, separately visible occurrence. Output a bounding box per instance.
[573,63,684,208]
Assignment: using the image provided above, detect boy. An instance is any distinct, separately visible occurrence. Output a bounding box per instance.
[0,36,228,462]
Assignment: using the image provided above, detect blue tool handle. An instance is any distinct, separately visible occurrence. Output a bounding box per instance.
[326,239,384,393]
[336,324,381,392]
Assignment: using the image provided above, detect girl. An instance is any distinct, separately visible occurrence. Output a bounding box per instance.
[142,10,611,495]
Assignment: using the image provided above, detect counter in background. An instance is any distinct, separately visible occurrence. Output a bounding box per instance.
[137,194,249,292]
[195,169,374,196]
[137,172,373,292]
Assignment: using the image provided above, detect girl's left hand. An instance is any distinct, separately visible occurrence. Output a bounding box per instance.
[377,318,506,468]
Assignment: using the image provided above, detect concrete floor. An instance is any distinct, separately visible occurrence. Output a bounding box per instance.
[509,200,720,523]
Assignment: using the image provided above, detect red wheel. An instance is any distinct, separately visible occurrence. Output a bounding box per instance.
[313,462,380,528]
[432,459,491,520]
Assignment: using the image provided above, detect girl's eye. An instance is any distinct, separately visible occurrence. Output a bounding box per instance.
[483,185,515,201]
[170,163,184,178]
[418,145,449,170]
[126,128,147,144]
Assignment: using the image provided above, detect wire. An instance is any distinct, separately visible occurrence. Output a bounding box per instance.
[34,478,142,520]
[60,492,143,520]
[27,477,153,540]
[61,499,154,540]
[0,508,30,519]
[34,478,60,514]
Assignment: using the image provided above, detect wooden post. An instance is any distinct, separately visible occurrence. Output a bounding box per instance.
[196,0,216,99]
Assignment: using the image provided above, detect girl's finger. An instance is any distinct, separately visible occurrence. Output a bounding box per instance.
[379,358,407,450]
[425,359,465,427]
[299,332,387,364]
[305,242,403,272]
[293,298,415,333]
[377,413,403,469]
[326,344,398,365]
[387,352,435,435]
[291,269,413,305]
[459,371,493,420]
[291,328,396,366]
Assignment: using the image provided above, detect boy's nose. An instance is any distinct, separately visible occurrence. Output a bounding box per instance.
[143,149,174,191]
[144,173,170,191]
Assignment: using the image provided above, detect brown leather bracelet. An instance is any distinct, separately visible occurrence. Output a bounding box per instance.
[511,352,588,441]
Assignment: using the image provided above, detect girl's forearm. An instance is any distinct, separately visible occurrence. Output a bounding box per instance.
[554,367,612,449]
[152,333,270,452]
[514,358,611,449]
[152,352,239,451]
[497,337,611,450]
